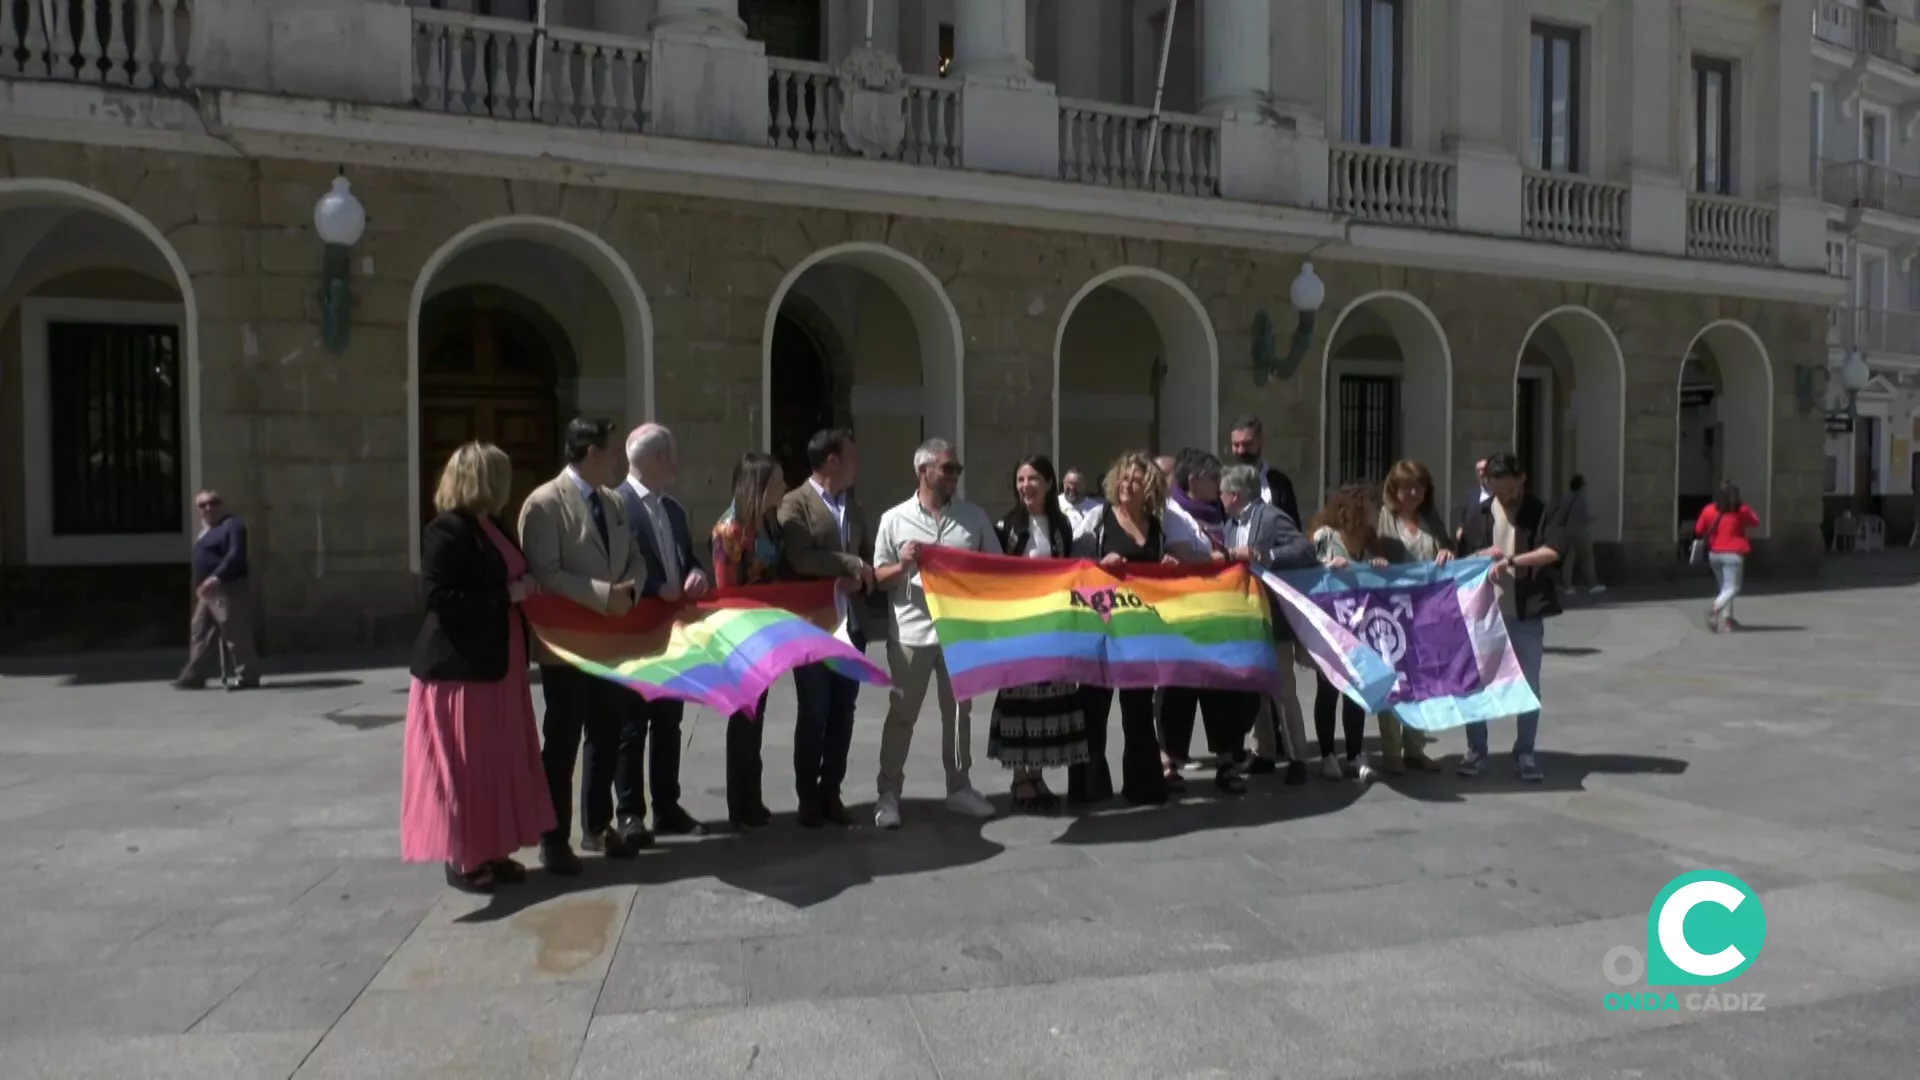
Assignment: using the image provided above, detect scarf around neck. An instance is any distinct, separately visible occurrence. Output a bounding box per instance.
[1169,485,1227,552]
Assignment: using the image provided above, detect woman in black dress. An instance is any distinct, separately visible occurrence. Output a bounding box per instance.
[1071,451,1179,806]
[988,454,1087,812]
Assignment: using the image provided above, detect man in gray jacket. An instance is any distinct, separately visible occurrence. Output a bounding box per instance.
[1214,465,1319,789]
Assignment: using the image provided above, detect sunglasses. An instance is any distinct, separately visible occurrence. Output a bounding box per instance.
[937,463,964,477]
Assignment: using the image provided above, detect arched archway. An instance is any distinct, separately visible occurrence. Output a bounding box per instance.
[1317,291,1453,512]
[1675,320,1773,538]
[408,216,653,571]
[1511,306,1626,540]
[761,243,964,494]
[1052,267,1219,476]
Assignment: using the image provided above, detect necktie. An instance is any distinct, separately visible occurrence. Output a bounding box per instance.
[586,490,610,553]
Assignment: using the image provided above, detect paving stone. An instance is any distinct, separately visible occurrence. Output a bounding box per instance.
[571,1000,940,1080]
[289,985,597,1080]
[0,1032,323,1080]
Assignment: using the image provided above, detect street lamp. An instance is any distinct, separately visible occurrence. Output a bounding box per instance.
[1253,261,1327,386]
[314,175,366,354]
[1839,349,1872,398]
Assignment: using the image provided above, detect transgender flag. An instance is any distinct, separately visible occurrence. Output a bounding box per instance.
[1260,558,1542,732]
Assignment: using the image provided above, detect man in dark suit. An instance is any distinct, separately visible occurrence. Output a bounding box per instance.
[1227,413,1302,528]
[778,428,875,828]
[1218,464,1319,783]
[1227,414,1308,780]
[615,423,712,844]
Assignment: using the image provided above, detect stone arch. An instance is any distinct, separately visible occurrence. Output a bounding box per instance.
[1512,305,1627,541]
[407,216,654,571]
[761,242,965,492]
[0,179,201,497]
[1676,319,1774,538]
[1052,266,1220,474]
[1317,290,1454,513]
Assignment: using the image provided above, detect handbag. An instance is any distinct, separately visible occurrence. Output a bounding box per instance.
[1688,511,1720,566]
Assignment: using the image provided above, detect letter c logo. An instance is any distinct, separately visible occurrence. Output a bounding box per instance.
[1657,881,1747,978]
[1645,871,1766,987]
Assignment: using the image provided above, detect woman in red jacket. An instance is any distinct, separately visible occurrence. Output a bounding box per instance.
[1695,482,1761,633]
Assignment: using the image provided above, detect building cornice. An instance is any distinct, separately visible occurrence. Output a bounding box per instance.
[0,81,1851,306]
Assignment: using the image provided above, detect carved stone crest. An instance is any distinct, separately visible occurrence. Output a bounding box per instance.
[836,46,908,160]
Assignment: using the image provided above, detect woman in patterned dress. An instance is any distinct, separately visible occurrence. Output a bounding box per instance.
[710,452,787,828]
[987,454,1087,813]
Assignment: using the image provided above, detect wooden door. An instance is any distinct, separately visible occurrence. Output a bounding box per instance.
[419,302,560,528]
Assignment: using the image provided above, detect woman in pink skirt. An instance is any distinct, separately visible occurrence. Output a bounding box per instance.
[403,441,556,893]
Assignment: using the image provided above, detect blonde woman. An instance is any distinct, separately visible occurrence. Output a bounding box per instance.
[1070,451,1180,806]
[1376,459,1455,773]
[401,442,554,893]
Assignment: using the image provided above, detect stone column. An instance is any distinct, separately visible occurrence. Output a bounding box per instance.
[593,0,652,37]
[1608,0,1685,256]
[953,0,1031,79]
[1447,0,1521,236]
[651,0,744,37]
[1772,0,1814,196]
[1200,0,1268,117]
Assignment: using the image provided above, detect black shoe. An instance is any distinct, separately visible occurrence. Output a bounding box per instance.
[233,678,261,690]
[445,862,495,894]
[1247,755,1277,776]
[652,805,708,837]
[613,817,657,850]
[1284,760,1309,786]
[821,796,855,828]
[580,828,638,859]
[797,802,826,829]
[172,677,204,690]
[539,841,583,877]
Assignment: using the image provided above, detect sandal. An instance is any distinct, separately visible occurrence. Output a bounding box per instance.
[1012,778,1062,814]
[1214,765,1248,795]
[487,858,528,884]
[444,862,495,894]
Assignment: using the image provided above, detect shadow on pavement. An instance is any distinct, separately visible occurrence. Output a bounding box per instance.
[455,796,1006,924]
[0,649,401,687]
[1389,750,1688,803]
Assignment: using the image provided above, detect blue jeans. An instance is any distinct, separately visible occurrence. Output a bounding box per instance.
[791,629,866,808]
[1465,617,1544,757]
[1709,553,1743,619]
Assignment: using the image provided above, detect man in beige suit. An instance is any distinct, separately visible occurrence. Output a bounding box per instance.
[777,427,875,829]
[518,417,647,876]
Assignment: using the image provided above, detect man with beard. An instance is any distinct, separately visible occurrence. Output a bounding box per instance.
[1227,415,1302,529]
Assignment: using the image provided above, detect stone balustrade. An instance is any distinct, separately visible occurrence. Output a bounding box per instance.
[1521,170,1628,249]
[1057,99,1221,197]
[765,57,960,167]
[0,0,192,89]
[413,10,652,132]
[1685,193,1778,266]
[1329,144,1455,228]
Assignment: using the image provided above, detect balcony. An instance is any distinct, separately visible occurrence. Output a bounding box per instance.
[1815,3,1920,69]
[412,11,652,131]
[1822,159,1920,217]
[1521,171,1628,249]
[1057,100,1220,197]
[765,57,960,167]
[1686,193,1778,266]
[1836,305,1920,356]
[0,0,193,89]
[1329,144,1455,229]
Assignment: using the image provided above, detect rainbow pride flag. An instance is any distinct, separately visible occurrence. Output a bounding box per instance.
[915,547,1280,699]
[522,581,889,716]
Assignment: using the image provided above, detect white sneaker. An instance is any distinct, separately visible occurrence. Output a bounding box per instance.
[1319,754,1344,781]
[945,787,996,819]
[1589,584,1607,595]
[874,792,902,830]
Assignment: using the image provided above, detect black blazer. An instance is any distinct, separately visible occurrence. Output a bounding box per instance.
[1458,493,1570,622]
[994,504,1075,561]
[1263,466,1302,529]
[617,482,705,599]
[411,510,526,682]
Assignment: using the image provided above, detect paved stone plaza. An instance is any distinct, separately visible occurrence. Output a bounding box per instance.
[1,571,1917,1079]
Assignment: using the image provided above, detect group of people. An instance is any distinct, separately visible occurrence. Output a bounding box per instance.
[396,409,1590,893]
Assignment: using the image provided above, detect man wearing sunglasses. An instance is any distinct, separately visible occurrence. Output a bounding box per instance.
[871,438,1002,828]
[176,490,260,689]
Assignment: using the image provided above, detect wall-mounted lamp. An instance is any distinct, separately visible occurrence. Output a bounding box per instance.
[1795,349,1872,427]
[1252,261,1325,385]
[314,175,366,354]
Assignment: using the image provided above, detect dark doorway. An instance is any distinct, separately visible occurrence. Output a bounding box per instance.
[1515,374,1542,485]
[1335,374,1400,487]
[769,313,834,491]
[742,0,823,61]
[1853,415,1880,512]
[418,289,563,527]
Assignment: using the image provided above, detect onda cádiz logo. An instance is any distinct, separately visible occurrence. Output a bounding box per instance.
[1600,870,1769,1014]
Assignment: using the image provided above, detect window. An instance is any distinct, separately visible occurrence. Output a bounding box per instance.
[1692,56,1735,194]
[742,0,822,62]
[1336,374,1400,486]
[1529,24,1582,172]
[1341,0,1403,147]
[46,322,183,536]
[1862,108,1888,166]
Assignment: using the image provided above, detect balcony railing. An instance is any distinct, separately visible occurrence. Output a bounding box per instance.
[1057,99,1221,197]
[1329,144,1455,228]
[412,11,652,131]
[1815,3,1859,50]
[765,57,960,167]
[1836,305,1920,355]
[1815,3,1920,69]
[0,0,192,89]
[1521,170,1628,248]
[1822,158,1920,217]
[1685,193,1777,265]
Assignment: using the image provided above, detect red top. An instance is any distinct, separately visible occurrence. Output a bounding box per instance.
[1695,503,1761,556]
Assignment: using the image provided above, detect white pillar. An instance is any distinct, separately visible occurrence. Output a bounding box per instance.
[1772,0,1814,196]
[1200,0,1268,117]
[953,0,1030,80]
[1611,0,1674,175]
[651,0,743,37]
[1447,0,1521,236]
